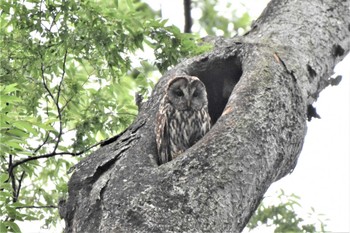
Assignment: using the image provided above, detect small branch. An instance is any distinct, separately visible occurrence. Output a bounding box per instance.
[33,100,57,154]
[61,94,74,112]
[52,50,68,153]
[11,141,103,170]
[40,62,61,153]
[57,50,68,101]
[40,61,56,103]
[34,132,50,154]
[8,154,17,202]
[40,50,68,154]
[15,171,25,201]
[16,205,58,209]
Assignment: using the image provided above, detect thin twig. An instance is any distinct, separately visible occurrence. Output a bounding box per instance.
[40,61,56,103]
[61,94,74,112]
[34,132,50,154]
[40,50,68,154]
[40,60,61,153]
[57,50,68,100]
[33,99,57,153]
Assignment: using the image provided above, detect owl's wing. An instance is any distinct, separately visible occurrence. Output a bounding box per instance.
[189,132,202,147]
[156,106,171,165]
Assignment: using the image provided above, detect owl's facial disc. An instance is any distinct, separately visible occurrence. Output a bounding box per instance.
[167,76,207,111]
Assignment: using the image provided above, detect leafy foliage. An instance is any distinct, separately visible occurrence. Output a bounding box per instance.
[247,190,328,233]
[0,0,206,231]
[193,0,251,37]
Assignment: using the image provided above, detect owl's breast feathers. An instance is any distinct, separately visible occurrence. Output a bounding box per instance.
[167,107,211,159]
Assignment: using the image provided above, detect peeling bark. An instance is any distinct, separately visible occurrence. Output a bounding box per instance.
[62,0,350,232]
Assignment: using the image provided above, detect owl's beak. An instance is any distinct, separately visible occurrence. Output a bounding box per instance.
[187,100,191,108]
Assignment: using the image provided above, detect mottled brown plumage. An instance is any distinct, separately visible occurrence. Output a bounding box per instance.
[155,75,211,165]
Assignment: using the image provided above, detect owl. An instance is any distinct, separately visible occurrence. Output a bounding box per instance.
[155,75,211,165]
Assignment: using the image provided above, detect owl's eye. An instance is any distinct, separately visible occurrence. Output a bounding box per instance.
[174,89,184,97]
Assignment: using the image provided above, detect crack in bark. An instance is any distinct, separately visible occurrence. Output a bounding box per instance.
[88,133,139,184]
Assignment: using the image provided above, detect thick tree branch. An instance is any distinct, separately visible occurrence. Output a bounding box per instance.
[63,0,350,232]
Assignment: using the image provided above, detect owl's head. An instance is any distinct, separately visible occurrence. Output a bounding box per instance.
[166,76,208,111]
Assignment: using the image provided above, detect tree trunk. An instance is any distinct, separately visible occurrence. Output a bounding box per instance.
[62,0,350,232]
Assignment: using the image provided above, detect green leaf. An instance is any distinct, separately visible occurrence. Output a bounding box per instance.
[13,121,38,136]
[4,221,21,233]
[0,173,9,183]
[0,95,21,105]
[4,128,29,138]
[6,140,24,150]
[247,190,328,232]
[1,83,19,94]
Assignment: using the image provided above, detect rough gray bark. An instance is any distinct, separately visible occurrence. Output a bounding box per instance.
[62,0,350,232]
